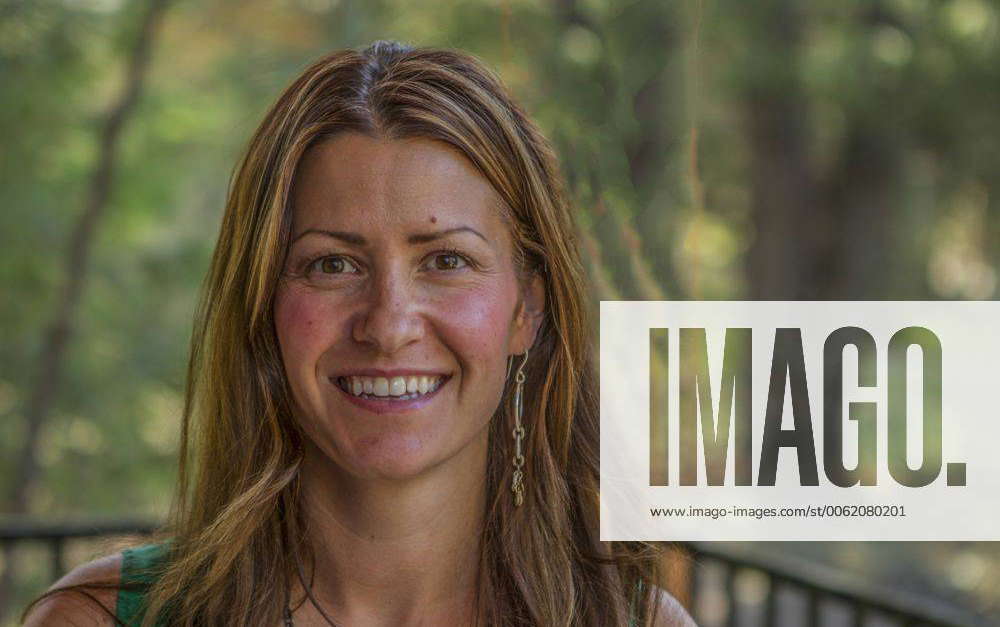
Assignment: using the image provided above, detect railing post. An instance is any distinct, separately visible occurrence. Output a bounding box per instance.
[51,536,65,579]
[853,603,868,627]
[806,587,820,627]
[764,574,778,626]
[724,564,737,627]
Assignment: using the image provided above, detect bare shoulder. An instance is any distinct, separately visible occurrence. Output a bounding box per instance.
[22,553,123,627]
[652,585,698,627]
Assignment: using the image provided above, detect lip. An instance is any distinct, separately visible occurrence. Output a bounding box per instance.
[329,374,451,415]
[331,368,450,378]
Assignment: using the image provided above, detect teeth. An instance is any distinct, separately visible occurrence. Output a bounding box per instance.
[339,375,445,399]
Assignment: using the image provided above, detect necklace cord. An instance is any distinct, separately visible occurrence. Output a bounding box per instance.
[288,541,341,626]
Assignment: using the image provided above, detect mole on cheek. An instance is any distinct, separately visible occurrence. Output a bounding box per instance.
[430,215,437,223]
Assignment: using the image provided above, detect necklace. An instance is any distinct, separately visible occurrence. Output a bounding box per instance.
[284,603,344,626]
[288,553,342,626]
[284,600,340,626]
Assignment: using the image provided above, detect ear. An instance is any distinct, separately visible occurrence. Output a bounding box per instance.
[511,273,546,355]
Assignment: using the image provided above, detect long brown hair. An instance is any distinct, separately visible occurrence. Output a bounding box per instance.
[26,40,664,626]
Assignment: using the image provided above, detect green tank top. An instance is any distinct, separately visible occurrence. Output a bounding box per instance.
[116,542,643,625]
[116,543,170,626]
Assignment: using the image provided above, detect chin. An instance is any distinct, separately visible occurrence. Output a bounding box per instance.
[345,432,451,480]
[303,411,490,482]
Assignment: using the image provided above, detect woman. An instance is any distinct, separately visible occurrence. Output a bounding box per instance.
[23,40,695,626]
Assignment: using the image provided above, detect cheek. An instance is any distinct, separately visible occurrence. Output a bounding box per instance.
[434,282,519,366]
[274,285,335,371]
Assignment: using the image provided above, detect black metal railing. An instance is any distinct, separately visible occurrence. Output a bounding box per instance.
[0,521,992,626]
[682,542,992,627]
[0,518,159,581]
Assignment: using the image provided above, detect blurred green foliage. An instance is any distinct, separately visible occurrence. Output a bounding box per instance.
[1,0,998,623]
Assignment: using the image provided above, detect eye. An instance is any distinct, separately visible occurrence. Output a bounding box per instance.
[428,251,469,271]
[308,255,359,275]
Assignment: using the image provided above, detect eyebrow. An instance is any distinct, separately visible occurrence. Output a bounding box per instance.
[290,226,489,246]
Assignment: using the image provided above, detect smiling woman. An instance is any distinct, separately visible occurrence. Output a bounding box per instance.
[22,40,694,626]
[277,134,542,485]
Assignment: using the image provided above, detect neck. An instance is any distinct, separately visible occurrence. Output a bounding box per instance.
[290,434,488,626]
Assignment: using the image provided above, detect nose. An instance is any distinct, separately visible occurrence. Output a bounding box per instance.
[352,270,423,354]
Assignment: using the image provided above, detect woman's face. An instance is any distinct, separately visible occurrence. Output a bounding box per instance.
[274,133,543,480]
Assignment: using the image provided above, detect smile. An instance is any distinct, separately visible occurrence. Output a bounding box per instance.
[334,374,448,401]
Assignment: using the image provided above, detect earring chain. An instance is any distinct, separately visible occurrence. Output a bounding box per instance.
[511,348,529,507]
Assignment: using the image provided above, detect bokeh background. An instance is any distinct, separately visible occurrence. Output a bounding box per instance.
[1,0,998,625]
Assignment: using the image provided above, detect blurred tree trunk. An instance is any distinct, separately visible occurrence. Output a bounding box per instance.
[743,1,902,299]
[620,2,682,298]
[551,0,678,298]
[821,119,901,298]
[0,0,170,617]
[991,194,1000,298]
[819,4,905,299]
[742,0,821,299]
[744,89,820,298]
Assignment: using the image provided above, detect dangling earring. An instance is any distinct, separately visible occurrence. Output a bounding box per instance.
[511,348,529,507]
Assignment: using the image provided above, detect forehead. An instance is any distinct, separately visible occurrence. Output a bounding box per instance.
[290,133,508,230]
